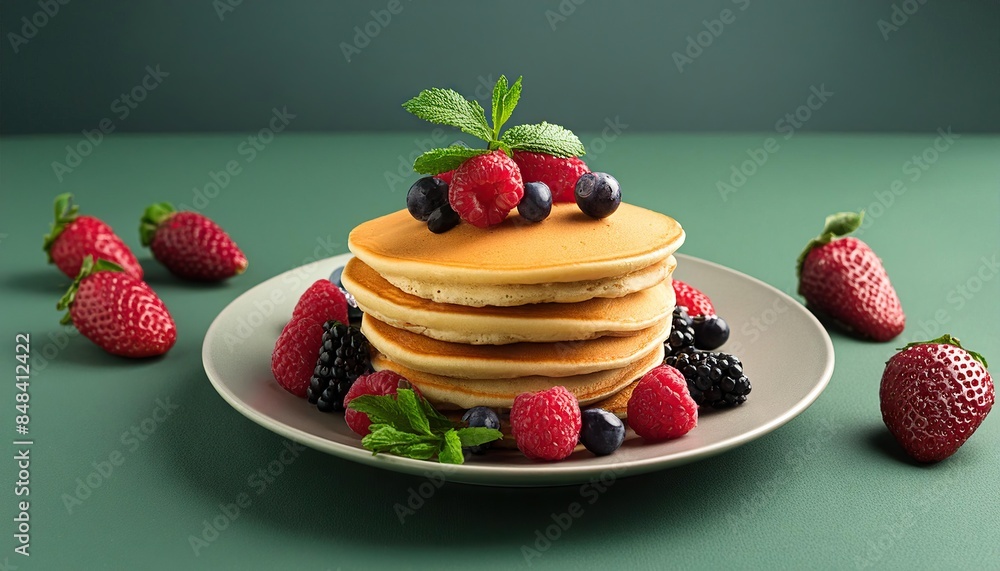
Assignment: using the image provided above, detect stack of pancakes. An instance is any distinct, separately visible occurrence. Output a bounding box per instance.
[343,202,684,420]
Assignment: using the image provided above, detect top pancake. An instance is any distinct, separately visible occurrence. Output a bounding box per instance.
[348,202,684,285]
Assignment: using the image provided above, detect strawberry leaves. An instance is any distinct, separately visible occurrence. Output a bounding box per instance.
[403,75,585,175]
[796,211,864,279]
[899,334,989,369]
[348,388,502,464]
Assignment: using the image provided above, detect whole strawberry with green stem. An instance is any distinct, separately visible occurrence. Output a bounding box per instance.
[140,203,247,281]
[797,211,905,341]
[57,255,176,357]
[880,334,993,462]
[402,75,587,227]
[43,193,143,279]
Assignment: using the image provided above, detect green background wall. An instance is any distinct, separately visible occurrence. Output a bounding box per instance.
[2,0,998,134]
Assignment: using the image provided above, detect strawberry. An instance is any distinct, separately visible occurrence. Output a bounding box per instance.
[291,279,349,325]
[43,193,143,280]
[512,151,589,203]
[271,316,325,398]
[797,211,905,341]
[435,170,455,185]
[672,279,715,317]
[56,256,175,357]
[880,334,993,462]
[140,203,247,281]
[449,150,524,228]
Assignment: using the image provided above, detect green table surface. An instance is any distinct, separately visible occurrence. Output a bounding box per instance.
[1,132,998,570]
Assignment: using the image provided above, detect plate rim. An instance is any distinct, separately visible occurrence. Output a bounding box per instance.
[202,253,835,486]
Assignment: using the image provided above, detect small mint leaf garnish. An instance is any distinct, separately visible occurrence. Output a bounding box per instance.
[456,427,504,448]
[438,429,465,464]
[413,146,488,175]
[346,389,503,464]
[402,88,493,142]
[500,121,586,157]
[396,388,432,436]
[490,75,523,140]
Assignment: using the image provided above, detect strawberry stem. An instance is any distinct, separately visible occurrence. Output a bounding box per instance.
[899,334,989,369]
[42,193,81,262]
[796,211,864,279]
[139,202,176,247]
[56,255,125,325]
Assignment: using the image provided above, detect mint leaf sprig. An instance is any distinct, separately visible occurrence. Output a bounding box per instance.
[348,389,503,464]
[402,75,585,175]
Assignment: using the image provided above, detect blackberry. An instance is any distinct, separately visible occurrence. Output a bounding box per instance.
[665,306,696,356]
[307,320,371,412]
[665,349,751,409]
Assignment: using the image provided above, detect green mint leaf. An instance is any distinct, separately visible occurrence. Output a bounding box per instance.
[362,424,441,460]
[438,429,465,464]
[455,427,504,448]
[491,75,508,140]
[395,389,432,436]
[413,146,488,175]
[500,121,585,157]
[418,394,455,433]
[499,76,522,134]
[403,88,493,142]
[347,394,412,431]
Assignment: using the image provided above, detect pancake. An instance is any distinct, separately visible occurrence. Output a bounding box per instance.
[343,257,675,344]
[586,378,639,418]
[371,344,664,410]
[381,256,675,307]
[348,202,685,287]
[362,314,671,379]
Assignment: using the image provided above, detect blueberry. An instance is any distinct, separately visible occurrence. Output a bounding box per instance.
[692,315,730,350]
[517,182,553,222]
[406,176,449,221]
[461,406,501,454]
[574,172,621,219]
[427,202,461,234]
[580,408,625,456]
[329,265,345,287]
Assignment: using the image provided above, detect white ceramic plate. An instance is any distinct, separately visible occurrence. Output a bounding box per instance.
[203,253,834,487]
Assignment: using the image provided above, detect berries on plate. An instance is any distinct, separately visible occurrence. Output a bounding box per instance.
[307,321,371,412]
[461,406,501,454]
[449,150,524,228]
[672,279,715,318]
[692,315,730,350]
[435,170,455,184]
[139,202,247,281]
[510,386,582,461]
[665,306,696,356]
[580,408,625,456]
[343,370,415,436]
[57,256,175,357]
[427,202,461,234]
[627,365,698,441]
[517,181,553,223]
[797,211,905,341]
[512,151,589,203]
[574,172,621,219]
[271,316,325,398]
[406,176,450,222]
[880,334,994,462]
[44,193,143,280]
[666,349,751,408]
[291,279,349,325]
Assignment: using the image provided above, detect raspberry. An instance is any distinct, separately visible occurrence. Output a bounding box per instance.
[271,316,325,398]
[627,365,698,441]
[449,150,524,228]
[510,386,582,461]
[292,279,349,325]
[343,370,413,436]
[512,151,589,203]
[435,170,455,185]
[672,279,715,318]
